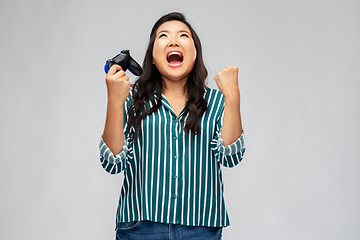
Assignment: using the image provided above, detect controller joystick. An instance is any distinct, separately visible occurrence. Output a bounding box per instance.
[104,50,143,76]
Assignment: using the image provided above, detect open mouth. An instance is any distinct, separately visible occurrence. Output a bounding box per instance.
[167,51,183,67]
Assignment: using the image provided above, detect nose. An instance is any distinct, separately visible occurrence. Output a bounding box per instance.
[168,37,179,47]
[169,43,179,47]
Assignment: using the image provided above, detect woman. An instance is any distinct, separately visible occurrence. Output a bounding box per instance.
[100,12,245,240]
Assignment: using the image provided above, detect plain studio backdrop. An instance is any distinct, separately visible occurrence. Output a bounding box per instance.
[0,0,359,239]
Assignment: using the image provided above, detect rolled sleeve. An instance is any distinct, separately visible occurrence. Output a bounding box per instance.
[211,130,246,168]
[99,136,133,174]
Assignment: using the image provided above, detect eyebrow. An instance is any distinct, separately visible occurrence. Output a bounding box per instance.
[157,30,191,36]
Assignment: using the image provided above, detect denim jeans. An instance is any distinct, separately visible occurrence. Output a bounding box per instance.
[115,220,222,240]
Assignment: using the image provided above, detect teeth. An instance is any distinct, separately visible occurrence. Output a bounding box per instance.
[167,51,182,57]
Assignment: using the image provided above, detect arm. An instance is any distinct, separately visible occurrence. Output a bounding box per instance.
[210,95,245,168]
[102,65,131,155]
[214,66,243,146]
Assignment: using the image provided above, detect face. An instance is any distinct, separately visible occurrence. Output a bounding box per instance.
[152,20,197,84]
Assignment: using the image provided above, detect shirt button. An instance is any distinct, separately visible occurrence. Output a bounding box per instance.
[174,175,177,179]
[174,195,177,199]
[174,156,177,160]
[174,136,178,140]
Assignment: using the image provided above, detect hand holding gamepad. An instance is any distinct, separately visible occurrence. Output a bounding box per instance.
[104,50,143,76]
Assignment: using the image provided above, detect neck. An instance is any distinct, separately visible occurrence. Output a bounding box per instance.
[162,78,188,98]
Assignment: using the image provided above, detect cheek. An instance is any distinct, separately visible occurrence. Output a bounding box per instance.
[152,48,160,65]
[183,41,197,61]
[152,42,165,64]
[188,45,197,63]
[192,48,197,61]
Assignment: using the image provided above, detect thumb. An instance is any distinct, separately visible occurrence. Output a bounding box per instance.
[108,64,123,75]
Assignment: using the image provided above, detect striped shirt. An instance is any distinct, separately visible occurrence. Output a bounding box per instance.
[99,87,246,228]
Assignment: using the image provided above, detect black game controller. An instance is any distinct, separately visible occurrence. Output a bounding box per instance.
[104,50,143,76]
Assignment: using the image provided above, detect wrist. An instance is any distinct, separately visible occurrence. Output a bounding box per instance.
[107,91,127,104]
[224,91,240,104]
[107,97,125,110]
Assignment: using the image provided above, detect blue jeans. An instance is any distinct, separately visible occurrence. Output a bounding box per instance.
[115,220,222,240]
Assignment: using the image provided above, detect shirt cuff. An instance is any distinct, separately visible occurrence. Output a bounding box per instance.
[99,137,131,165]
[217,130,245,156]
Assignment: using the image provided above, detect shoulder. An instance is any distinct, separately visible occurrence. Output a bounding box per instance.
[204,87,224,106]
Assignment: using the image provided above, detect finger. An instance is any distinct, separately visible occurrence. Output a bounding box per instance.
[108,64,123,75]
[216,68,224,76]
[229,65,239,72]
[122,76,130,82]
[214,74,222,82]
[113,68,127,79]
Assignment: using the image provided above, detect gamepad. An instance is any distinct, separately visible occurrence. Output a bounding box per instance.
[104,50,143,76]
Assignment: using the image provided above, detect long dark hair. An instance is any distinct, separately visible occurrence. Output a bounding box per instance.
[127,12,208,139]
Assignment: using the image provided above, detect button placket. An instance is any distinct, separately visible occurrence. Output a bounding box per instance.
[173,117,179,160]
[172,116,179,202]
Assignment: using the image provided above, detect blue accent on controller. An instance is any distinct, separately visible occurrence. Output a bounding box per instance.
[104,61,109,74]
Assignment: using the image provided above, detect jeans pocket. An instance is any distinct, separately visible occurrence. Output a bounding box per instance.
[116,221,141,232]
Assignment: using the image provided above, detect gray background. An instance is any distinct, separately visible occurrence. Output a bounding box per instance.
[0,0,359,239]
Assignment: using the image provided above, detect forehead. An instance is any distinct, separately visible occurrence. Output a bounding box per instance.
[156,20,191,34]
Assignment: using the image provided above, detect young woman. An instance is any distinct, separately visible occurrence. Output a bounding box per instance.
[100,12,245,240]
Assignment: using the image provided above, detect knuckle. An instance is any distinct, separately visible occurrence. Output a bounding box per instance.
[117,71,125,78]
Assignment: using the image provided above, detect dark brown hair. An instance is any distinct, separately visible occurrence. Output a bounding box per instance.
[127,12,208,139]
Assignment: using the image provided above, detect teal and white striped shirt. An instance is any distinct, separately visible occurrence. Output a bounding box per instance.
[99,87,245,228]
